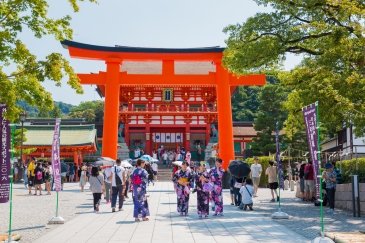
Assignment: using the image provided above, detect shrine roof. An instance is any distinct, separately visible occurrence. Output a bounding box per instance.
[233,126,257,137]
[61,40,225,54]
[20,124,97,147]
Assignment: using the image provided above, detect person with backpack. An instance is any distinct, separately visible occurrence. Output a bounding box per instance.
[131,159,150,221]
[33,162,44,196]
[27,158,36,195]
[240,178,254,211]
[110,159,126,212]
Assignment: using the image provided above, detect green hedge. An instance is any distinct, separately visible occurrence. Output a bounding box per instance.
[338,158,365,183]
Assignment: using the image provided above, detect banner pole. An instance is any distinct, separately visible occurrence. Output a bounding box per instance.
[56,191,59,217]
[315,102,325,236]
[6,125,16,243]
[272,121,289,219]
[48,118,64,224]
[312,101,334,243]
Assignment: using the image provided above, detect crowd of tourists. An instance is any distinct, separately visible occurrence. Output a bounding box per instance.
[19,151,339,221]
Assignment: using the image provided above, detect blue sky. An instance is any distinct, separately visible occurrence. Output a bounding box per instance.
[28,0,301,105]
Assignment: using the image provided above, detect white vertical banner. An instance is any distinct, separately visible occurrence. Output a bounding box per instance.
[52,118,61,192]
[176,133,182,142]
[155,133,161,142]
[171,133,176,143]
[166,133,171,143]
[161,133,166,143]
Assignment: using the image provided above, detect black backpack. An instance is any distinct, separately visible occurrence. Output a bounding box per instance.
[114,166,123,186]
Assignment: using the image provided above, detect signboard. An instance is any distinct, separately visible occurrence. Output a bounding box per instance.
[302,102,320,198]
[0,105,10,203]
[52,118,62,192]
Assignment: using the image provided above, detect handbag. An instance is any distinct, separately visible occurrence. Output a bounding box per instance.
[203,182,214,192]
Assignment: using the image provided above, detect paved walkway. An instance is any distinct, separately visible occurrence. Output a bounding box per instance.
[35,182,309,243]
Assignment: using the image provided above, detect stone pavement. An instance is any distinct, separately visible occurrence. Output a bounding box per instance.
[0,183,90,243]
[34,182,309,243]
[252,187,365,241]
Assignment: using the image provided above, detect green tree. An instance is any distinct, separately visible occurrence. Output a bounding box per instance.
[0,0,96,121]
[69,100,104,122]
[250,83,288,155]
[231,86,260,121]
[223,0,365,136]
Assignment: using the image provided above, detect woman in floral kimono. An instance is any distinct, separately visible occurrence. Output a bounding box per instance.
[130,159,150,222]
[209,158,225,216]
[172,161,194,216]
[195,163,211,218]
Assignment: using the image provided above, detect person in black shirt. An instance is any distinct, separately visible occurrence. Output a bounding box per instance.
[299,161,306,200]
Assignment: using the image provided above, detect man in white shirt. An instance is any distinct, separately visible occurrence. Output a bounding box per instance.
[250,157,262,197]
[110,159,126,212]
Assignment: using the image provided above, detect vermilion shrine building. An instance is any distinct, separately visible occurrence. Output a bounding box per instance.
[61,40,265,168]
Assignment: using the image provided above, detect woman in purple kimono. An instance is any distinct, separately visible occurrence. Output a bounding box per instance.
[131,159,150,222]
[195,163,211,218]
[172,161,194,216]
[209,158,224,216]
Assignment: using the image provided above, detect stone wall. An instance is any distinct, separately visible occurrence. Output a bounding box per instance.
[335,183,365,214]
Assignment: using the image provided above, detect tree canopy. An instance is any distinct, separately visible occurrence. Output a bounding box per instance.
[224,0,365,136]
[68,100,104,122]
[0,0,96,121]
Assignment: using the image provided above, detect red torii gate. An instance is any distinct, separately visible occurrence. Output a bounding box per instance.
[61,40,265,169]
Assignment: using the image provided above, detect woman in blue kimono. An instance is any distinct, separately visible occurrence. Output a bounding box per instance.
[131,159,150,222]
[195,163,211,218]
[209,158,225,216]
[172,161,194,216]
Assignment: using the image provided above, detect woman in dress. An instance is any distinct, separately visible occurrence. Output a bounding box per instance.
[172,161,194,216]
[79,165,87,192]
[195,163,211,218]
[89,166,104,213]
[209,158,224,216]
[130,159,150,222]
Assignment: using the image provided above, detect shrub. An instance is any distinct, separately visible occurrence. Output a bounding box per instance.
[338,158,365,183]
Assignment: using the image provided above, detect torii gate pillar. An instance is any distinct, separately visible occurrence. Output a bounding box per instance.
[103,59,121,160]
[216,63,235,168]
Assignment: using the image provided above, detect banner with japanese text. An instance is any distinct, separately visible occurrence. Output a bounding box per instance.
[52,118,62,192]
[0,105,10,203]
[302,102,320,198]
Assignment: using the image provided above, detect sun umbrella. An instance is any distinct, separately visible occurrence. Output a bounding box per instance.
[228,160,251,179]
[97,157,115,161]
[121,160,132,168]
[172,161,183,167]
[93,160,114,167]
[139,155,158,163]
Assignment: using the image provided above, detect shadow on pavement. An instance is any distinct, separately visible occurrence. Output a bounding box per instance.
[116,220,136,225]
[10,225,45,232]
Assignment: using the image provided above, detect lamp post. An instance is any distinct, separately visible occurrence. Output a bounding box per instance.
[19,111,27,165]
